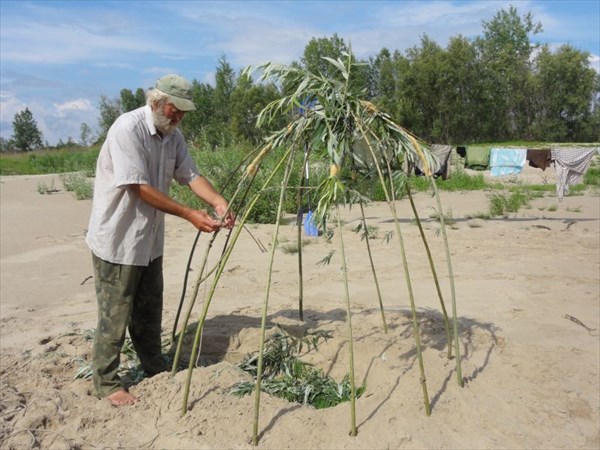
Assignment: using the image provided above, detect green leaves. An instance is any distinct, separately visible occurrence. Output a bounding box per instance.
[246,54,433,223]
[231,327,364,409]
[12,108,43,152]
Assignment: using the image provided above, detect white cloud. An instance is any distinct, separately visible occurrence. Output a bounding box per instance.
[143,67,179,75]
[0,4,170,65]
[95,62,134,69]
[0,91,27,123]
[2,0,598,145]
[0,90,100,145]
[0,91,28,140]
[43,98,99,144]
[219,24,312,67]
[54,99,94,119]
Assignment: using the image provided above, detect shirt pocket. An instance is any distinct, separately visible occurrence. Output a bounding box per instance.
[164,157,176,192]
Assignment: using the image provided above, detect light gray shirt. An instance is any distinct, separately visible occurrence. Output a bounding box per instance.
[86,105,199,266]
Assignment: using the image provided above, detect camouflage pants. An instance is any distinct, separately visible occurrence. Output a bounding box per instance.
[91,253,168,398]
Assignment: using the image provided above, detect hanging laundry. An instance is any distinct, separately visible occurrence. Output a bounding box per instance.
[464,147,490,170]
[551,147,598,201]
[415,144,453,179]
[527,148,552,171]
[490,148,527,176]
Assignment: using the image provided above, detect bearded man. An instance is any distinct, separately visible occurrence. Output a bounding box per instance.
[86,74,234,406]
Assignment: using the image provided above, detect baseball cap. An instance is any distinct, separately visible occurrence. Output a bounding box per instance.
[155,74,196,111]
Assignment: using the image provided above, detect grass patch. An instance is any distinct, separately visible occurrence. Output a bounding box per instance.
[566,206,582,213]
[60,172,94,200]
[566,184,588,196]
[467,221,483,228]
[0,147,99,176]
[584,166,599,186]
[279,238,313,254]
[410,169,489,192]
[489,190,532,216]
[428,208,456,225]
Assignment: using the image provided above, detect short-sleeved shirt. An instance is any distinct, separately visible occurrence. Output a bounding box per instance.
[86,105,199,266]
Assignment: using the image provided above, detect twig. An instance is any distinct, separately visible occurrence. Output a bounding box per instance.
[0,405,25,418]
[3,428,36,449]
[140,404,162,448]
[243,225,267,253]
[564,314,598,335]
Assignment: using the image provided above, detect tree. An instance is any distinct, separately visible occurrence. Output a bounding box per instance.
[180,80,215,146]
[0,136,16,152]
[120,87,146,112]
[181,56,236,149]
[533,44,598,141]
[438,36,485,143]
[230,73,282,145]
[80,122,93,146]
[11,108,43,152]
[369,48,407,123]
[475,6,542,139]
[214,55,235,125]
[301,33,349,80]
[300,34,367,94]
[98,95,122,139]
[398,35,446,141]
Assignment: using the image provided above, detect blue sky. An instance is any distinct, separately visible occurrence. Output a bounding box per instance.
[1,0,599,145]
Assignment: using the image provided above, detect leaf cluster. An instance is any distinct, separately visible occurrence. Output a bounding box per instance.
[244,54,438,229]
[231,327,364,409]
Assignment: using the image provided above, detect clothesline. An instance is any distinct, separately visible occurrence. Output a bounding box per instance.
[444,145,598,201]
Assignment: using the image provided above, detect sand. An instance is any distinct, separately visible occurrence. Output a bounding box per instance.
[1,166,599,449]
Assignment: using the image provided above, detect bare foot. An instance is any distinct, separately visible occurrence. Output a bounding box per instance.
[106,389,137,406]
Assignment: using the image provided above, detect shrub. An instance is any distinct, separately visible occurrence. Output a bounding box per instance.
[60,172,93,200]
[489,190,532,216]
[173,145,328,224]
[37,179,57,195]
[584,166,600,186]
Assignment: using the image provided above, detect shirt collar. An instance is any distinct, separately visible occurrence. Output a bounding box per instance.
[143,105,158,136]
[144,105,176,142]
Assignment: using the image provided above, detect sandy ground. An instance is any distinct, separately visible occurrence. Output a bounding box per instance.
[1,164,599,449]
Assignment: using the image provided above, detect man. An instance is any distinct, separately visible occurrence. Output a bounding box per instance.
[86,74,234,406]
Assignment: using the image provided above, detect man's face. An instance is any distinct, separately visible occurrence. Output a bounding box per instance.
[163,102,186,124]
[153,101,186,135]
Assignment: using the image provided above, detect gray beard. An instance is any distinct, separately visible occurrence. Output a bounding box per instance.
[152,108,178,135]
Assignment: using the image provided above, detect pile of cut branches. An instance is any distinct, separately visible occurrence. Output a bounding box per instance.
[231,327,364,409]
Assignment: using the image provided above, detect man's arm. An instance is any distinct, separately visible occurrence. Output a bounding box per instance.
[129,184,222,232]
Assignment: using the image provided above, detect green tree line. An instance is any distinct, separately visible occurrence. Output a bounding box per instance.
[100,6,600,146]
[2,6,598,153]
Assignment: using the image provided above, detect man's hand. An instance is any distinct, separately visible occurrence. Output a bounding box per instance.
[130,184,224,233]
[189,177,235,229]
[185,209,223,232]
[214,203,235,229]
